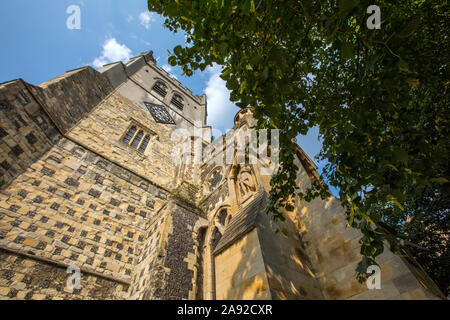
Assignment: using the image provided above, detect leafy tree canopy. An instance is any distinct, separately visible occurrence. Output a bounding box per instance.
[147,0,449,282]
[378,185,449,295]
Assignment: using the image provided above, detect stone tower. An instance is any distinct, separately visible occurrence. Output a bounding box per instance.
[0,51,444,300]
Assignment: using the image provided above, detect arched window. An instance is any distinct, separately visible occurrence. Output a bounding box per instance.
[152,81,168,97]
[217,209,228,226]
[195,207,230,300]
[171,93,184,110]
[206,168,223,193]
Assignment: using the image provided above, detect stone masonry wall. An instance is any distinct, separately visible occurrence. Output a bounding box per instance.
[256,206,324,300]
[0,80,60,189]
[215,229,271,300]
[293,157,442,299]
[0,57,205,300]
[153,203,199,300]
[67,91,178,189]
[128,206,166,300]
[0,135,170,299]
[0,248,128,300]
[0,135,166,298]
[28,67,114,133]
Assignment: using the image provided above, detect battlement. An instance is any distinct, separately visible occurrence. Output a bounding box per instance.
[98,50,206,105]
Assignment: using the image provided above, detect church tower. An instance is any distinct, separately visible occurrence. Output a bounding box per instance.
[0,51,444,300]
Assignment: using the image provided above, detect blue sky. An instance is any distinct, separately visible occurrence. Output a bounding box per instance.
[0,0,335,195]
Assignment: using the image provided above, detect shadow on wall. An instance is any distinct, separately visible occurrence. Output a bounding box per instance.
[213,196,325,300]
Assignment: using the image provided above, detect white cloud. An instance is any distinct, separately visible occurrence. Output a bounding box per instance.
[127,15,134,23]
[161,64,178,80]
[161,64,172,72]
[204,64,240,132]
[92,38,132,69]
[139,11,156,29]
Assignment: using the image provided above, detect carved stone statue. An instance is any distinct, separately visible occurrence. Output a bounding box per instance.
[238,170,255,196]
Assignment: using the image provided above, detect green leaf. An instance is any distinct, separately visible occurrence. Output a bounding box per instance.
[226,77,239,90]
[398,59,409,72]
[431,177,449,184]
[341,42,354,60]
[349,203,356,226]
[173,45,183,55]
[181,16,195,24]
[406,78,420,88]
[385,164,399,172]
[360,211,375,224]
[242,0,254,14]
[250,0,256,12]
[240,80,247,94]
[221,68,231,78]
[261,66,269,81]
[168,56,177,66]
[393,149,408,162]
[387,195,404,211]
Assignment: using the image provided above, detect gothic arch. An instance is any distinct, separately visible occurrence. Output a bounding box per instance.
[194,204,231,300]
[204,166,225,194]
[151,79,168,97]
[170,92,184,110]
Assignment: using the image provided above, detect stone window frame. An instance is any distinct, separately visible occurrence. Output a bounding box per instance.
[151,80,168,98]
[204,167,224,194]
[120,120,157,154]
[170,92,184,110]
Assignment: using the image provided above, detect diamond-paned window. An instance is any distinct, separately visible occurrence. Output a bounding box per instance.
[144,102,176,125]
